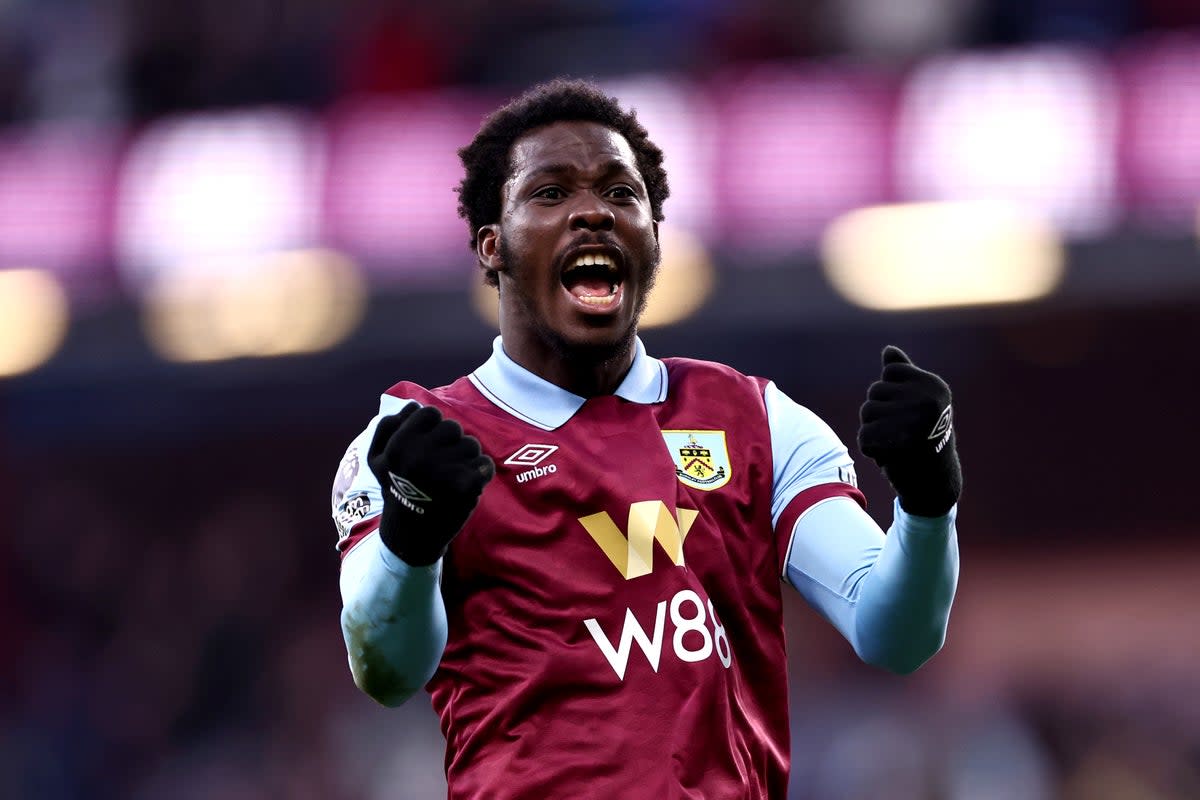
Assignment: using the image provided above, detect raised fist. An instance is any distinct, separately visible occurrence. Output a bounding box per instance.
[858,346,961,517]
[367,403,494,565]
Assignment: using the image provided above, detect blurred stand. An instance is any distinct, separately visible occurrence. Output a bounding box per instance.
[1,1,1199,798]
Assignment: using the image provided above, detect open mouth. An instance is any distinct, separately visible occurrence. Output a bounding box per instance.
[560,251,624,309]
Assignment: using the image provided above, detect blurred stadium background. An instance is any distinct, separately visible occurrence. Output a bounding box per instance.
[2,0,1199,797]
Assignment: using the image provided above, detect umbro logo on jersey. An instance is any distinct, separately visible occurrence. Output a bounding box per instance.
[928,405,953,453]
[504,444,558,467]
[505,444,559,484]
[387,472,431,514]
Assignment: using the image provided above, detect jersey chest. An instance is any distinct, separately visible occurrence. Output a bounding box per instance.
[444,393,775,611]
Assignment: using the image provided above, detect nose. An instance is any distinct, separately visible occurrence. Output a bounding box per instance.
[568,194,615,231]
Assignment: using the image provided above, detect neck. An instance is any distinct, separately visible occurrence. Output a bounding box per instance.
[499,324,637,398]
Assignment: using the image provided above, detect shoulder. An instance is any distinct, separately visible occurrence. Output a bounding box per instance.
[383,380,439,404]
[659,358,774,440]
[340,380,444,458]
[662,356,769,398]
[381,376,507,434]
[383,376,481,410]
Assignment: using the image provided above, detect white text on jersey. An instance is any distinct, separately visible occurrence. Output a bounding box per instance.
[515,463,557,483]
[584,588,733,680]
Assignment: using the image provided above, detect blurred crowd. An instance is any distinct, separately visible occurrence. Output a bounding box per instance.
[4,1,1200,799]
[1,448,348,798]
[1,0,1200,126]
[2,436,1198,799]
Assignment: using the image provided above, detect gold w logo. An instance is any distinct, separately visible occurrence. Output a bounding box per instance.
[577,501,700,580]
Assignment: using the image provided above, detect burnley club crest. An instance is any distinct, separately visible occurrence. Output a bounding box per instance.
[661,430,731,491]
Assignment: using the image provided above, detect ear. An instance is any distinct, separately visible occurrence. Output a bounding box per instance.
[652,220,659,243]
[477,225,504,273]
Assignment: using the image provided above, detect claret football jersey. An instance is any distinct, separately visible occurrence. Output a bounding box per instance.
[333,337,865,799]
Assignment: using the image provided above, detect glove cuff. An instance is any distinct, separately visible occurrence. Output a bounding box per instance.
[377,505,450,567]
[885,445,962,518]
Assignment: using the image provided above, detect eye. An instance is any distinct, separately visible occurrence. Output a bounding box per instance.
[533,186,565,200]
[606,185,636,200]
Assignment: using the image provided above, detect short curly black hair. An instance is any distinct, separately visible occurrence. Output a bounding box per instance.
[456,78,670,287]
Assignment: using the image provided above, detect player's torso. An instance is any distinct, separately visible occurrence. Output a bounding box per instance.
[399,362,788,799]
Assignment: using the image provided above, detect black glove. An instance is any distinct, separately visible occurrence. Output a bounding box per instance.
[367,403,495,566]
[858,346,962,517]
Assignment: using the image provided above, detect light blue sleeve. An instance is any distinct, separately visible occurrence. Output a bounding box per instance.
[340,532,448,706]
[764,382,859,528]
[335,394,447,706]
[766,381,958,674]
[784,497,959,673]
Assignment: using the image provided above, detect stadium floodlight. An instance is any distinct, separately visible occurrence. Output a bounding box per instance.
[820,201,1065,311]
[895,48,1117,238]
[639,224,715,328]
[0,268,69,377]
[115,110,324,292]
[142,249,365,362]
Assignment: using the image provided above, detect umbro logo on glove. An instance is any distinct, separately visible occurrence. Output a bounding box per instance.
[387,473,432,514]
[368,403,495,565]
[927,405,953,454]
[858,346,962,518]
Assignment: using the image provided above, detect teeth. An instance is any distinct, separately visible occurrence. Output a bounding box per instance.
[578,289,617,305]
[566,253,616,273]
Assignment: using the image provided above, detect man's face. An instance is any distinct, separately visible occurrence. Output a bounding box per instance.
[481,120,660,362]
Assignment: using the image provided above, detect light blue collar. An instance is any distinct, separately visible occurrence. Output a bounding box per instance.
[468,336,668,430]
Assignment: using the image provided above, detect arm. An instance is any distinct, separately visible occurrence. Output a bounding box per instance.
[340,532,447,706]
[333,400,493,705]
[783,495,957,674]
[766,346,962,672]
